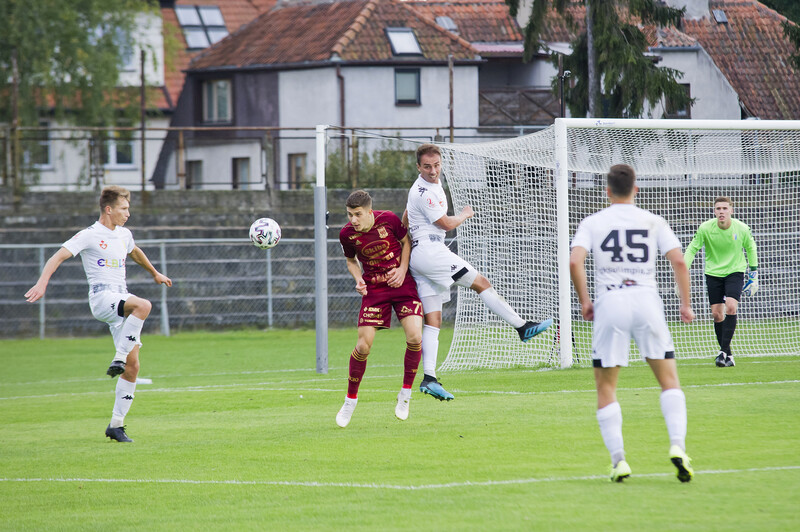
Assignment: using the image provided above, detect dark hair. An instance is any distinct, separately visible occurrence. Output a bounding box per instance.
[607,164,636,197]
[346,190,372,209]
[714,196,733,207]
[99,186,131,212]
[416,143,441,165]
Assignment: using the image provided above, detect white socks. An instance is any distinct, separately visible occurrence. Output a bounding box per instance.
[597,401,625,466]
[421,325,440,378]
[114,315,145,363]
[478,288,525,328]
[110,377,136,428]
[660,388,687,450]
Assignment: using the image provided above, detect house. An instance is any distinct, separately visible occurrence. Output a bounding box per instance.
[525,0,799,120]
[153,0,483,190]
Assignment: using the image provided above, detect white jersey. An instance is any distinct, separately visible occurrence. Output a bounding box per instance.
[62,221,135,289]
[571,204,680,297]
[407,175,448,243]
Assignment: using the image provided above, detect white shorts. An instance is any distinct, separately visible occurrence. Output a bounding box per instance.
[89,290,143,350]
[409,241,478,304]
[592,287,674,368]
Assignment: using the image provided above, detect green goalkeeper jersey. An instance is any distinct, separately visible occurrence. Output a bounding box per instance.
[684,218,758,277]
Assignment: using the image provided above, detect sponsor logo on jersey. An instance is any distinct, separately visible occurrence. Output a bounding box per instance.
[126,335,137,342]
[362,240,390,259]
[99,240,108,249]
[450,264,458,272]
[427,198,436,208]
[122,395,134,400]
[377,226,388,238]
[97,258,126,268]
[110,303,116,310]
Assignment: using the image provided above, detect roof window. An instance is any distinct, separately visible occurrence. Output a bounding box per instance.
[712,9,728,24]
[176,5,229,50]
[386,28,423,56]
[435,16,459,33]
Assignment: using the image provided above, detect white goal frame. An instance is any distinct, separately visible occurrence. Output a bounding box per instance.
[437,118,800,370]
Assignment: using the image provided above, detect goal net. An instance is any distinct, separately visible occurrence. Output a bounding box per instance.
[437,118,800,370]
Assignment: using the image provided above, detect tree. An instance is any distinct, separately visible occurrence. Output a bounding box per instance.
[0,0,156,129]
[506,0,692,118]
[760,0,800,71]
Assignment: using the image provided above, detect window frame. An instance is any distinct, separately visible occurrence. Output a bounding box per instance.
[664,84,692,119]
[202,79,233,124]
[385,28,423,56]
[394,68,421,106]
[175,5,228,50]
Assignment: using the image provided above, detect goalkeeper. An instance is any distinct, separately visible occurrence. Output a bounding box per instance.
[684,196,758,368]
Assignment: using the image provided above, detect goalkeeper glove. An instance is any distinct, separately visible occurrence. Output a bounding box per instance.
[742,270,758,297]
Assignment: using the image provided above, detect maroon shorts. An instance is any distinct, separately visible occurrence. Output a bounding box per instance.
[358,278,422,329]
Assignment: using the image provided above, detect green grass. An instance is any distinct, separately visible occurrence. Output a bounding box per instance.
[1,329,799,531]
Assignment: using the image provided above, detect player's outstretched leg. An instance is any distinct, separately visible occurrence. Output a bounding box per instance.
[395,388,412,420]
[105,424,133,442]
[610,460,631,482]
[669,445,694,482]
[516,318,554,342]
[419,375,454,401]
[336,397,358,428]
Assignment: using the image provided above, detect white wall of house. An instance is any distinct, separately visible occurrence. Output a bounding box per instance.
[119,12,166,87]
[31,117,170,191]
[646,47,741,120]
[277,64,481,189]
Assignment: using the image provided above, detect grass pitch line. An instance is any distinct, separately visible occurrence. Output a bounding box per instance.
[2,379,798,401]
[3,466,798,490]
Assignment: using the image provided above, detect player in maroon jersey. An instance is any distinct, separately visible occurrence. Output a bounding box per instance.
[335,190,424,427]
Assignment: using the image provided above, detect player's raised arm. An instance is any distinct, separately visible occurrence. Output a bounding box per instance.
[432,205,474,232]
[569,245,593,321]
[25,247,74,303]
[129,246,172,287]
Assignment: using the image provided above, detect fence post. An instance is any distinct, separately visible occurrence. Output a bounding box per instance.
[39,246,46,339]
[266,247,273,328]
[159,242,170,336]
[314,125,329,374]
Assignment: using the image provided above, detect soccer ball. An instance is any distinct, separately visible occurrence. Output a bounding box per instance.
[249,218,281,249]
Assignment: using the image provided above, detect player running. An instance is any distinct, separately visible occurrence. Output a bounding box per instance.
[25,186,172,443]
[404,143,552,401]
[683,196,758,367]
[336,190,424,427]
[569,164,696,483]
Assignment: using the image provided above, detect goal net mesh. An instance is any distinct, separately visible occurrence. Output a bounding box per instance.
[437,123,800,370]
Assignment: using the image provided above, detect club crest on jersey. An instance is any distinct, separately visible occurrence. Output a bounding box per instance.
[99,240,108,249]
[377,226,388,238]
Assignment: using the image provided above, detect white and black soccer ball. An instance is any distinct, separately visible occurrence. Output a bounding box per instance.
[249,217,281,249]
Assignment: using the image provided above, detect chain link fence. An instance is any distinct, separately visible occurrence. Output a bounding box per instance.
[0,238,457,339]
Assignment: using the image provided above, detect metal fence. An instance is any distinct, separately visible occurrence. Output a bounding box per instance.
[0,238,457,339]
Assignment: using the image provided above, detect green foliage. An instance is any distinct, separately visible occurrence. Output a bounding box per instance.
[511,0,692,118]
[782,21,800,71]
[0,0,157,128]
[326,136,418,189]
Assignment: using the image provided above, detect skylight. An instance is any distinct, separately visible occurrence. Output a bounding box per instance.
[386,28,423,56]
[175,5,229,50]
[435,16,458,33]
[712,9,728,24]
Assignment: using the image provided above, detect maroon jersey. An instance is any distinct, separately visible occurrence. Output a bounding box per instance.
[340,210,409,289]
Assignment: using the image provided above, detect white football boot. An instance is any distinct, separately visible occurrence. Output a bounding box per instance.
[395,388,412,421]
[336,397,357,428]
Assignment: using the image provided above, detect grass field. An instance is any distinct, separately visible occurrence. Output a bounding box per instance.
[2,328,799,531]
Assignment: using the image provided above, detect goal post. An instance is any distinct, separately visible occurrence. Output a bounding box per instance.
[438,118,800,371]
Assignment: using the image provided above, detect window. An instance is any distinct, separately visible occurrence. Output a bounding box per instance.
[288,153,307,190]
[665,84,691,119]
[232,157,250,190]
[435,16,458,33]
[395,68,421,105]
[175,5,228,50]
[186,160,203,189]
[23,121,51,168]
[202,79,232,123]
[102,127,135,168]
[386,28,422,56]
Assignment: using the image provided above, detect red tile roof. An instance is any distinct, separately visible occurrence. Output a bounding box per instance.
[681,0,800,119]
[403,0,523,43]
[189,0,477,71]
[158,0,277,110]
